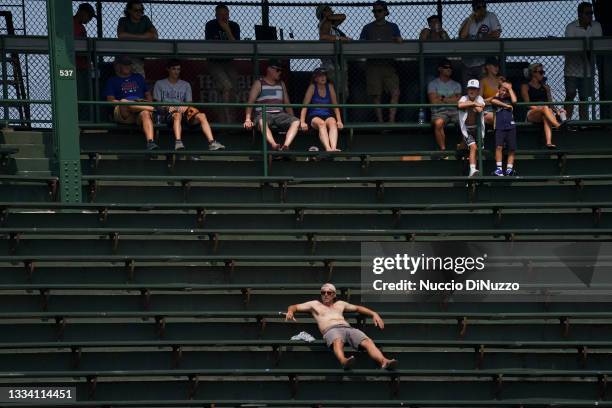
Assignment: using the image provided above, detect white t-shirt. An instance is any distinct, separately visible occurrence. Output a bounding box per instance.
[462,12,502,67]
[458,95,486,142]
[564,19,602,77]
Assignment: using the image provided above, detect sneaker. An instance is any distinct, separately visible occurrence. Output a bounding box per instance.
[492,168,504,177]
[146,140,159,151]
[505,168,517,176]
[208,140,225,151]
[308,146,319,152]
[174,140,185,151]
[469,168,480,177]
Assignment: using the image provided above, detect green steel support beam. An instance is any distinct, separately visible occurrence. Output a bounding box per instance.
[47,0,82,202]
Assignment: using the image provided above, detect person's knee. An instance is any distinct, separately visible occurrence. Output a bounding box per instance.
[172,112,181,121]
[325,117,337,127]
[195,112,207,122]
[140,110,153,121]
[433,118,445,129]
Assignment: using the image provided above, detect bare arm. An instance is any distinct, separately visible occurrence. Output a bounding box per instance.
[346,304,385,329]
[458,16,474,39]
[458,100,480,110]
[106,95,118,103]
[244,80,261,128]
[486,30,501,39]
[520,83,531,103]
[329,84,342,126]
[419,28,430,41]
[300,85,315,126]
[490,97,512,110]
[285,301,313,321]
[428,91,442,104]
[282,81,294,116]
[117,27,158,40]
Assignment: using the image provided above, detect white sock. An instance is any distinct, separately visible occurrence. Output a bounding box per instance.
[496,162,502,168]
[507,164,514,170]
[470,164,476,171]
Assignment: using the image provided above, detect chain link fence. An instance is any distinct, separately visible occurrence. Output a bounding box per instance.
[0,0,602,126]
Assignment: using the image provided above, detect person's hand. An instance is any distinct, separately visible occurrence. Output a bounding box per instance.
[474,105,484,113]
[244,119,254,130]
[285,310,296,322]
[392,37,402,44]
[502,82,513,90]
[373,313,385,330]
[218,19,231,32]
[337,121,344,130]
[300,121,308,132]
[340,36,352,42]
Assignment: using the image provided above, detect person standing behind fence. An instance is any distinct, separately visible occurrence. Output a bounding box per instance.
[73,3,96,121]
[359,0,402,124]
[458,79,486,177]
[428,59,461,154]
[317,4,351,98]
[205,3,241,123]
[458,0,501,87]
[117,0,159,78]
[419,14,450,41]
[300,68,343,152]
[153,59,225,151]
[243,59,300,151]
[564,2,602,121]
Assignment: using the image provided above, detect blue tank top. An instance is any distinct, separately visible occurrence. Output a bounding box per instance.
[307,83,332,118]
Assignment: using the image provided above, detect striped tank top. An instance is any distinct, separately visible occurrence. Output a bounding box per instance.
[256,79,284,113]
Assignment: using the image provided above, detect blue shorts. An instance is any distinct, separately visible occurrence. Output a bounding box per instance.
[495,127,517,151]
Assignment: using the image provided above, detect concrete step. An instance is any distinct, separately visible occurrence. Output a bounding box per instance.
[0,144,52,159]
[0,130,52,145]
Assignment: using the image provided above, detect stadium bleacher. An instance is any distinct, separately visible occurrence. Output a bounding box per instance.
[2,1,612,406]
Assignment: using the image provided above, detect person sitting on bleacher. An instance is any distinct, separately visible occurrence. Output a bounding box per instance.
[153,59,225,151]
[285,283,398,370]
[428,59,462,154]
[520,63,566,149]
[458,79,486,177]
[299,68,343,152]
[103,56,157,150]
[243,59,300,151]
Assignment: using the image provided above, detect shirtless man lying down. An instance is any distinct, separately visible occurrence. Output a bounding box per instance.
[285,283,398,370]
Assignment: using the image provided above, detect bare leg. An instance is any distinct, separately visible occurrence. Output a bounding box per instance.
[468,143,477,166]
[282,120,300,148]
[528,108,555,147]
[507,151,516,166]
[542,107,560,128]
[484,112,494,126]
[433,118,446,150]
[194,112,214,143]
[139,111,154,142]
[359,338,396,369]
[172,112,182,141]
[311,117,331,151]
[331,339,354,368]
[325,117,338,151]
[495,146,503,164]
[257,119,278,149]
[372,95,383,123]
[388,89,400,123]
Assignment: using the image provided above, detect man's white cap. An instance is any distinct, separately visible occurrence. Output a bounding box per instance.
[466,79,480,89]
[321,283,336,293]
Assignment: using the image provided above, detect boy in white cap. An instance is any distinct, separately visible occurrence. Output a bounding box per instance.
[458,79,486,177]
[285,283,397,370]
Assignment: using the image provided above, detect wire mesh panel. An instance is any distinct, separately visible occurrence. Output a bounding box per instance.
[1,0,604,126]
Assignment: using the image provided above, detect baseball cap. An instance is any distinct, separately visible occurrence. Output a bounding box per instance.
[438,59,452,68]
[77,3,96,17]
[115,55,133,65]
[316,4,332,20]
[466,79,480,89]
[484,57,499,66]
[267,59,282,69]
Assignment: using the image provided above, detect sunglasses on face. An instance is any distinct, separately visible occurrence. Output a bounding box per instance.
[321,291,335,295]
[534,70,545,74]
[373,8,385,14]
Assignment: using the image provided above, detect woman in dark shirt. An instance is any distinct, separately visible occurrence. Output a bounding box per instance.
[520,63,565,149]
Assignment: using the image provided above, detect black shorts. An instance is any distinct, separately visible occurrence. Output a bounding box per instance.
[495,127,517,151]
[307,113,333,126]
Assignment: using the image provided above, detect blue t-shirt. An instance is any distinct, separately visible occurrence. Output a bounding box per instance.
[492,96,515,130]
[359,21,401,41]
[103,73,148,100]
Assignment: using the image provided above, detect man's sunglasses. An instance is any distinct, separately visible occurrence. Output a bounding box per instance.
[373,8,386,14]
[321,291,335,295]
[534,70,545,74]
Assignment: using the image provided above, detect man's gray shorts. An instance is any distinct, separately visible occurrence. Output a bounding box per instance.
[322,325,369,349]
[257,111,299,131]
[432,109,458,125]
